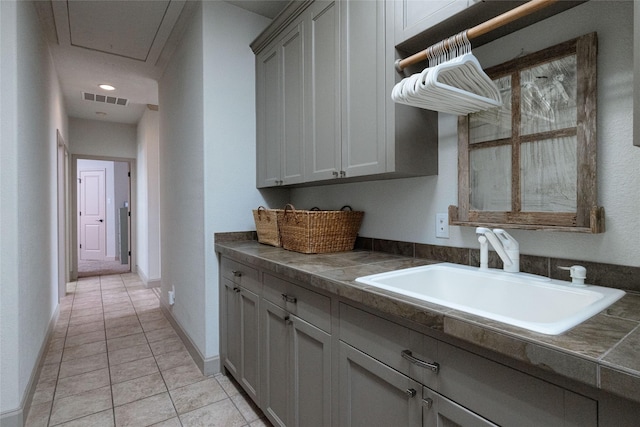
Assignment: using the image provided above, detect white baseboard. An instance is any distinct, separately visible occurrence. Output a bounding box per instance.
[136,266,161,288]
[159,299,219,376]
[0,407,22,427]
[0,306,60,427]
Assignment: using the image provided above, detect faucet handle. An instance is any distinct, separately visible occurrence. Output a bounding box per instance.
[558,265,587,286]
[475,227,492,235]
[493,229,519,250]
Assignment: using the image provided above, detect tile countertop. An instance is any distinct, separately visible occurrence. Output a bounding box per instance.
[215,240,640,404]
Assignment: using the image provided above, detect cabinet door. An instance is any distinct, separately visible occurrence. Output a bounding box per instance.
[262,299,291,427]
[339,342,421,427]
[291,315,331,427]
[438,342,597,427]
[222,278,241,378]
[256,45,282,188]
[239,287,260,403]
[340,0,387,178]
[281,22,305,185]
[304,0,341,182]
[394,0,480,44]
[422,387,498,427]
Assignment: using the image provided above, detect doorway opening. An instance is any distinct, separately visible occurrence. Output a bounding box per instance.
[75,157,133,278]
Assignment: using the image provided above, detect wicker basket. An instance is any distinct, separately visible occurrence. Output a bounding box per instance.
[253,206,282,247]
[278,204,364,254]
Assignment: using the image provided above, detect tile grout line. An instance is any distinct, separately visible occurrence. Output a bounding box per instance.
[46,278,76,427]
[137,279,185,427]
[102,274,118,427]
[36,273,261,427]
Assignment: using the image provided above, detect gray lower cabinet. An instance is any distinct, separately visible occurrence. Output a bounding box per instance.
[261,278,332,427]
[220,256,602,427]
[220,259,261,403]
[421,386,498,427]
[339,341,422,427]
[339,341,495,427]
[339,303,597,427]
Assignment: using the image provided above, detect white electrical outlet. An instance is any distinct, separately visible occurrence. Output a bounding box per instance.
[435,213,449,238]
[168,285,176,305]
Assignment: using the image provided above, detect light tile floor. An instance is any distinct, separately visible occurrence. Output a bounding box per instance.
[25,273,272,427]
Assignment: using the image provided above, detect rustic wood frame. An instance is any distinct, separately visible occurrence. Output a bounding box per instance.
[450,32,604,233]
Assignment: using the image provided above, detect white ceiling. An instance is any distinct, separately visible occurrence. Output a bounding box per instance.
[36,0,288,125]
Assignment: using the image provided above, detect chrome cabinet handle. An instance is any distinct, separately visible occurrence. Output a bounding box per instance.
[281,293,297,304]
[401,350,440,373]
[422,398,433,409]
[405,388,417,398]
[232,287,240,293]
[231,270,242,277]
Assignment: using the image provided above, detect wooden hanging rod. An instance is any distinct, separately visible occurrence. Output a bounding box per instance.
[395,0,558,72]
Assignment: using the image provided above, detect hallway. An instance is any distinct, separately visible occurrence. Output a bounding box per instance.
[25,273,271,427]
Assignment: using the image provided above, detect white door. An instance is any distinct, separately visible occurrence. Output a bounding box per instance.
[79,169,106,260]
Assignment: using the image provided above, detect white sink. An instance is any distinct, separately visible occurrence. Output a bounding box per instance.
[356,263,625,335]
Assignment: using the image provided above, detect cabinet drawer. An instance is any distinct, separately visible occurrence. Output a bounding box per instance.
[339,303,439,387]
[221,257,260,293]
[439,342,597,427]
[263,273,331,333]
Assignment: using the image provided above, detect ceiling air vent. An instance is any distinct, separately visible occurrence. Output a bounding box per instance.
[82,92,128,106]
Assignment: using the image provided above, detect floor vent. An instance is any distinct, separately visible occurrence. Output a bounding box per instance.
[82,92,128,106]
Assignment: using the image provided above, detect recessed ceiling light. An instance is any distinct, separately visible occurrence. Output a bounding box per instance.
[96,111,107,116]
[98,84,116,91]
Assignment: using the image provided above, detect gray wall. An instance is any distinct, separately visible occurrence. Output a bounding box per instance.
[69,117,137,159]
[158,1,275,368]
[136,108,161,283]
[0,0,68,420]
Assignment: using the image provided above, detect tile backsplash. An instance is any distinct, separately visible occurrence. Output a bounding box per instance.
[214,232,639,293]
[355,237,640,293]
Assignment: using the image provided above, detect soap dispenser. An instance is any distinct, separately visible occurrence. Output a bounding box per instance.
[558,265,587,286]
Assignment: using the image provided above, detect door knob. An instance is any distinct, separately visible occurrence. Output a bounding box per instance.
[97,219,104,222]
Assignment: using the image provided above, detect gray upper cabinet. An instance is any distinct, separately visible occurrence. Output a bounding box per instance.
[256,22,305,188]
[339,0,387,178]
[304,1,341,182]
[254,0,438,188]
[256,45,280,188]
[394,0,481,45]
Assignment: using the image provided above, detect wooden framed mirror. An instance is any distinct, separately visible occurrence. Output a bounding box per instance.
[450,32,604,233]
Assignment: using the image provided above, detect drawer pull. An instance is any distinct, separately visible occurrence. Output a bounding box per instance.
[401,350,440,373]
[233,287,241,293]
[405,388,417,398]
[422,398,433,409]
[232,270,242,277]
[281,293,297,304]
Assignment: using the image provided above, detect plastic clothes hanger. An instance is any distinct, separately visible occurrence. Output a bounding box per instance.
[391,32,502,115]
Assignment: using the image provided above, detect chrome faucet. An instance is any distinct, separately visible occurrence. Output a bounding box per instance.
[476,227,519,273]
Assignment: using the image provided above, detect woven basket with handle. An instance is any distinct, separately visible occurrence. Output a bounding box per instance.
[278,204,364,254]
[253,206,282,247]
